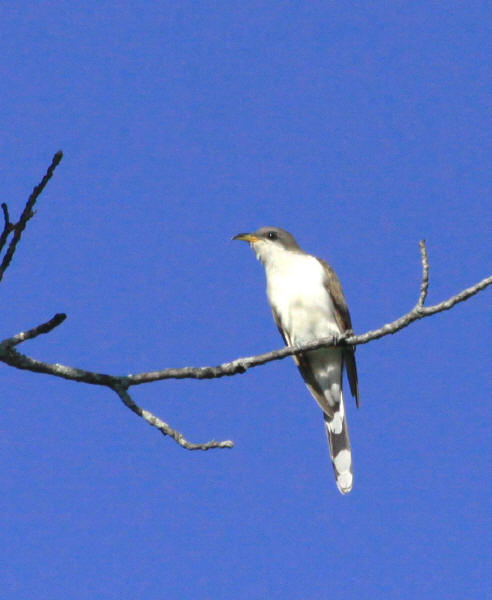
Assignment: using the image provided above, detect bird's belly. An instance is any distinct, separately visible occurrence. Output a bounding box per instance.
[267,260,340,344]
[283,299,339,344]
[293,302,336,337]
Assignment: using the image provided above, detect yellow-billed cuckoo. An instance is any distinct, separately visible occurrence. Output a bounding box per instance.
[234,227,359,494]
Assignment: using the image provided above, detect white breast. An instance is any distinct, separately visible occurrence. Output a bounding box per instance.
[263,250,340,344]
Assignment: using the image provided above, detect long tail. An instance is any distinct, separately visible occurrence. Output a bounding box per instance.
[324,393,353,494]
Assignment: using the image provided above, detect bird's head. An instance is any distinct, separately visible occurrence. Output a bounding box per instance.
[233,227,301,265]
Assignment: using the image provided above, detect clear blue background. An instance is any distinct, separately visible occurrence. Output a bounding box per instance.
[1,2,490,599]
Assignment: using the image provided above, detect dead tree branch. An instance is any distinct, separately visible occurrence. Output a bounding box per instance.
[113,385,234,451]
[1,153,490,451]
[417,239,429,306]
[0,151,63,282]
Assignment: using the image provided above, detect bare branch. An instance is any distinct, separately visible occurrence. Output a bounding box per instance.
[0,151,63,282]
[113,385,234,450]
[0,153,490,453]
[0,343,234,450]
[2,313,67,347]
[124,271,492,385]
[417,239,429,306]
[1,202,10,226]
[0,203,13,253]
[1,262,490,388]
[0,344,122,387]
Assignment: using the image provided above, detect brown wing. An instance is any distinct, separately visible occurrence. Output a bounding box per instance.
[271,307,337,418]
[318,258,360,407]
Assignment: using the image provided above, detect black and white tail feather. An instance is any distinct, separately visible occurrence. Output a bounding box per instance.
[323,393,353,494]
[273,307,358,495]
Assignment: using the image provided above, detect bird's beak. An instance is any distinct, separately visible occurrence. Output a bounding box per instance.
[232,233,259,243]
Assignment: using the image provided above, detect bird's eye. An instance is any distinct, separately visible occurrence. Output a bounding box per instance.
[267,231,278,240]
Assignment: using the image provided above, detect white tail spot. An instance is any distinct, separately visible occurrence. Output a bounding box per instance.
[334,449,351,473]
[337,471,353,494]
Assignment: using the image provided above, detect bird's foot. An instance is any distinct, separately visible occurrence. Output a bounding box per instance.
[330,332,341,346]
[336,330,354,345]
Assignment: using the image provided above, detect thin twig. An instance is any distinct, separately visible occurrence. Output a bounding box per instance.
[417,239,429,306]
[0,151,63,282]
[0,203,13,253]
[1,203,10,225]
[113,385,234,450]
[2,313,67,347]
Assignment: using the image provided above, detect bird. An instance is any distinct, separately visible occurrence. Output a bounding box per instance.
[233,227,359,494]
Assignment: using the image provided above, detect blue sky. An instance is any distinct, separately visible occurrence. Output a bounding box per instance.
[1,2,490,598]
